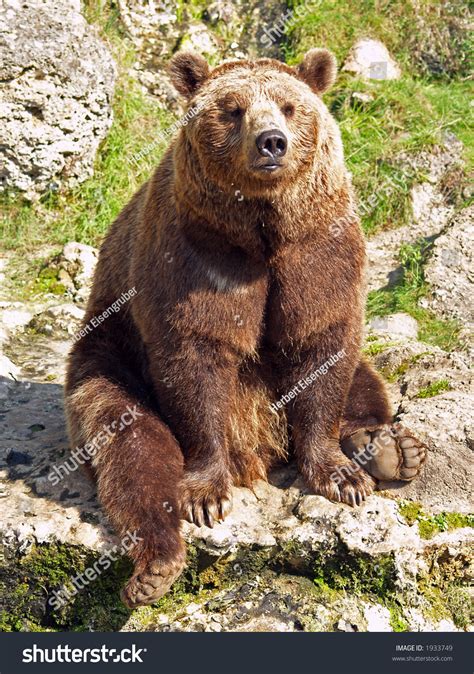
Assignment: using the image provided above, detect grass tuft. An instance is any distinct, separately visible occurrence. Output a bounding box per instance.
[367,240,462,351]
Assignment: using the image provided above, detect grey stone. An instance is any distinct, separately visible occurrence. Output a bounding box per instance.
[50,242,98,304]
[369,313,418,340]
[117,0,285,109]
[0,0,116,199]
[423,206,474,330]
[343,39,401,80]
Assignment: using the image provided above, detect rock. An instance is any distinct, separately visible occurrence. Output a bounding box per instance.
[389,392,473,512]
[423,205,474,330]
[370,340,473,513]
[351,91,374,106]
[180,22,220,57]
[0,304,33,335]
[1,326,472,631]
[0,0,116,199]
[369,313,418,340]
[366,142,462,292]
[54,242,98,304]
[343,39,401,80]
[118,0,184,110]
[363,603,392,632]
[28,304,84,337]
[118,0,285,108]
[0,353,20,383]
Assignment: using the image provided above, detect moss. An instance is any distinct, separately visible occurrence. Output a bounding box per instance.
[0,541,132,632]
[3,527,473,632]
[418,519,439,539]
[399,501,424,525]
[399,501,474,539]
[415,379,451,398]
[388,603,410,632]
[34,267,67,296]
[312,544,397,599]
[445,587,472,630]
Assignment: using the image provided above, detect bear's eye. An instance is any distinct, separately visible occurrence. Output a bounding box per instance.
[228,106,243,120]
[282,103,295,118]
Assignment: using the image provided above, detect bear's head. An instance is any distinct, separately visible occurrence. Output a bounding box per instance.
[169,49,344,198]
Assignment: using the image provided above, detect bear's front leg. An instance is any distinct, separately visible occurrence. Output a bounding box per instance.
[147,337,239,527]
[284,339,375,506]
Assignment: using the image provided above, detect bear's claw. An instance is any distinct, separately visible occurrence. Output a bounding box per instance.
[305,460,376,507]
[180,479,233,528]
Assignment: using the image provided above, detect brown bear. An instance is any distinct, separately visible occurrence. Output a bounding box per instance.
[65,49,426,609]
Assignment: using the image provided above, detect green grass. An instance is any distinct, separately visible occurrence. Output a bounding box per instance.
[286,0,473,235]
[416,379,451,398]
[363,340,396,357]
[367,241,462,350]
[0,0,472,267]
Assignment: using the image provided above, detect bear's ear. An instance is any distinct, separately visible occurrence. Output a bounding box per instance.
[296,48,337,94]
[168,51,210,99]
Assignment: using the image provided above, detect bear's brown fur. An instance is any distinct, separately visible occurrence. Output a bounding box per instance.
[65,49,426,608]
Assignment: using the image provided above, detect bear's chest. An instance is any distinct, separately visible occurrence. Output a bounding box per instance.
[263,239,361,348]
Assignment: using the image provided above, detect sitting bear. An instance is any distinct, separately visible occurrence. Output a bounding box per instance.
[65,49,426,608]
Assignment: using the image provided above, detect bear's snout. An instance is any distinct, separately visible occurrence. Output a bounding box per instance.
[255,129,288,161]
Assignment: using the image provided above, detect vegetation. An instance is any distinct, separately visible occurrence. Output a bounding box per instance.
[399,501,474,539]
[1,0,472,252]
[415,379,451,398]
[367,241,462,350]
[286,0,473,235]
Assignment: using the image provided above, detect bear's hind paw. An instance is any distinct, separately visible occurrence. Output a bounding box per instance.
[121,555,185,609]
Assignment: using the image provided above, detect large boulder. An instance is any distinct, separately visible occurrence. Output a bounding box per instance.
[0,0,116,199]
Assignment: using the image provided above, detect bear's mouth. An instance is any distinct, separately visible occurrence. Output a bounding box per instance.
[253,160,286,174]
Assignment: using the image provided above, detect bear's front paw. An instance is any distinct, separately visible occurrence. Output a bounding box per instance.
[180,467,233,528]
[304,458,375,507]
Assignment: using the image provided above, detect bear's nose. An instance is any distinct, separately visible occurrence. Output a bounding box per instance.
[255,129,287,159]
